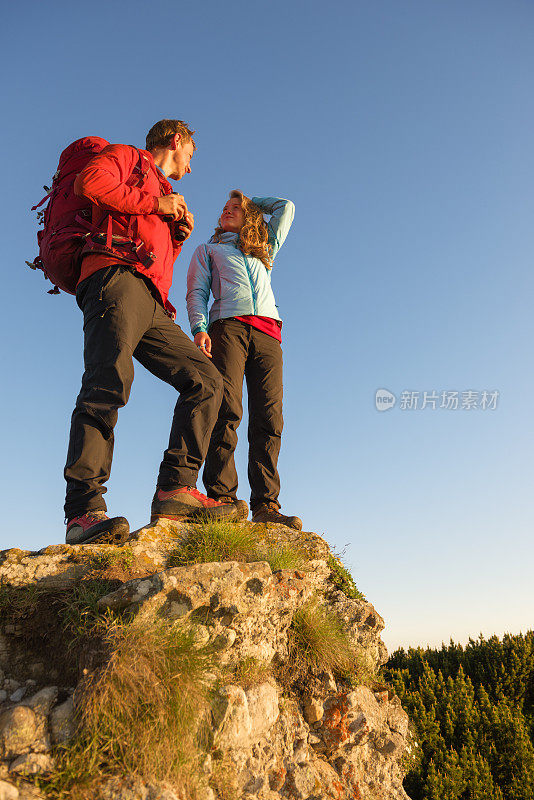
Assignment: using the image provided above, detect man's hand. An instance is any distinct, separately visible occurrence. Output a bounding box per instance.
[194,332,212,358]
[157,193,188,220]
[176,211,194,242]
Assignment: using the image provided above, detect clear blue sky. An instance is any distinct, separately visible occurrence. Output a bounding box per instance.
[1,0,533,653]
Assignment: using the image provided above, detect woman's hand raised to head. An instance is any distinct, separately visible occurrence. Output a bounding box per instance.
[194,332,212,358]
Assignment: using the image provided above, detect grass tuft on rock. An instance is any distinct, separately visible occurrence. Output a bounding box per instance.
[83,546,135,572]
[231,657,272,689]
[168,518,309,573]
[47,617,215,799]
[72,545,152,582]
[327,553,366,601]
[285,596,357,680]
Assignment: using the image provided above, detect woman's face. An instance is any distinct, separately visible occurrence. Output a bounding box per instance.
[219,197,245,233]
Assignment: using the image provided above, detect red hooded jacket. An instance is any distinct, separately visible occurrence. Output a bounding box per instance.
[74,144,182,315]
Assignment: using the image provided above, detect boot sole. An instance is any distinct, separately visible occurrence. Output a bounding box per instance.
[66,523,130,546]
[252,516,303,531]
[151,506,238,524]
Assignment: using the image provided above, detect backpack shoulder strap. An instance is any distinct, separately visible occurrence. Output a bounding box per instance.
[125,148,153,188]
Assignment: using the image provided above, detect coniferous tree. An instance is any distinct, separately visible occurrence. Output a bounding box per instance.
[384,632,534,800]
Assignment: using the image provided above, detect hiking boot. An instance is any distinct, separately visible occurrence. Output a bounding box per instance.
[65,511,130,545]
[216,496,249,521]
[252,502,303,531]
[151,486,237,522]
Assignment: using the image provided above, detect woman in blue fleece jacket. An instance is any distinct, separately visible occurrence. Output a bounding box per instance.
[186,191,302,529]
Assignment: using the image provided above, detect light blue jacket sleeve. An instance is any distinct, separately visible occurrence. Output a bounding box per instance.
[251,196,295,262]
[186,244,212,335]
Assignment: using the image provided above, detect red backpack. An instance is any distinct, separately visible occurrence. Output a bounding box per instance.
[28,137,154,294]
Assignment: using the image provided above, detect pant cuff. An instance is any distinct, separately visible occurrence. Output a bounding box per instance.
[250,498,280,512]
[157,468,198,490]
[64,501,107,521]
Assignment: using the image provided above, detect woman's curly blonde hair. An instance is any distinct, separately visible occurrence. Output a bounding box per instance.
[212,190,272,270]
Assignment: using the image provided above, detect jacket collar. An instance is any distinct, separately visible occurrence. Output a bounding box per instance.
[209,231,239,246]
[143,149,173,192]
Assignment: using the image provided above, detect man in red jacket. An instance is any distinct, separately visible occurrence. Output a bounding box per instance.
[64,119,240,545]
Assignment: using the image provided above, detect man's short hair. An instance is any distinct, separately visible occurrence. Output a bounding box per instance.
[145,119,196,152]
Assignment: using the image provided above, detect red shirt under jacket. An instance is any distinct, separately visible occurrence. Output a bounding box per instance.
[234,315,282,342]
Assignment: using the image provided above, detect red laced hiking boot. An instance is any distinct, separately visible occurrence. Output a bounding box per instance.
[151,486,237,522]
[252,502,303,531]
[65,511,130,545]
[215,496,249,521]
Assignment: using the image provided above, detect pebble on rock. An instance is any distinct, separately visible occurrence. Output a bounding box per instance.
[303,698,324,725]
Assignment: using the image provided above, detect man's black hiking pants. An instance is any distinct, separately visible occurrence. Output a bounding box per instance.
[202,318,283,511]
[64,265,223,520]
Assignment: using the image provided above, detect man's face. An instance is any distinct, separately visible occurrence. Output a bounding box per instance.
[220,198,245,232]
[168,139,195,180]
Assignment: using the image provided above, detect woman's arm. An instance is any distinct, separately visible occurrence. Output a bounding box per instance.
[251,196,295,261]
[186,244,212,336]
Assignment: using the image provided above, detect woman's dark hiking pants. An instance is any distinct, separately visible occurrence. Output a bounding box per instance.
[64,266,223,520]
[202,318,283,510]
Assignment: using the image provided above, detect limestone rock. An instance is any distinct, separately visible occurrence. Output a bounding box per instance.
[0,780,19,800]
[212,681,279,753]
[388,694,410,737]
[98,776,149,799]
[245,683,279,743]
[0,521,412,800]
[16,788,46,800]
[286,764,316,798]
[0,707,38,759]
[9,753,55,775]
[98,560,313,666]
[50,696,76,745]
[192,789,214,800]
[24,687,57,717]
[147,785,183,800]
[98,777,183,800]
[0,520,328,591]
[213,685,252,749]
[328,590,389,666]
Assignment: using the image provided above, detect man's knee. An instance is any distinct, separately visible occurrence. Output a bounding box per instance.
[80,356,135,408]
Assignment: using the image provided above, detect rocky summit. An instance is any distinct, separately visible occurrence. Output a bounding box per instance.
[0,519,411,800]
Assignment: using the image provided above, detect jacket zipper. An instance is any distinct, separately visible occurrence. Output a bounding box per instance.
[242,255,257,314]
